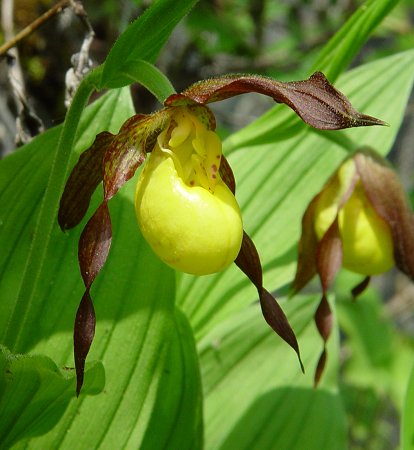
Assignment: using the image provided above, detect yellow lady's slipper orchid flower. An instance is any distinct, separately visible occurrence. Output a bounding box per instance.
[313,158,394,275]
[59,72,386,394]
[292,148,414,386]
[135,108,243,275]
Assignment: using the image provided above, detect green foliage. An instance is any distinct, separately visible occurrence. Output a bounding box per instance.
[1,0,413,449]
[0,346,104,448]
[100,0,198,88]
[198,295,346,450]
[313,0,402,80]
[403,362,414,450]
[115,59,176,103]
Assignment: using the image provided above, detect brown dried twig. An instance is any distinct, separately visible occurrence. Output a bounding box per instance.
[0,0,72,56]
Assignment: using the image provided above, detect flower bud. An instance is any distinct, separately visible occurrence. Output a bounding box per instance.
[135,108,243,275]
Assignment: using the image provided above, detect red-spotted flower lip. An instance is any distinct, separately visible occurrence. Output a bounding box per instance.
[58,72,386,395]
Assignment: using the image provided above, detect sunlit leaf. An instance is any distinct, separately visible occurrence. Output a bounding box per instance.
[0,88,202,447]
[101,0,198,88]
[402,363,414,450]
[336,272,414,408]
[198,295,346,450]
[139,309,203,449]
[313,0,401,81]
[0,346,104,448]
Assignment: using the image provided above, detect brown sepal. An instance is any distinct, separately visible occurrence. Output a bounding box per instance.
[58,132,114,230]
[103,111,170,200]
[235,231,262,288]
[351,276,371,300]
[74,289,96,396]
[314,219,340,387]
[355,149,414,281]
[313,294,332,387]
[291,196,320,295]
[316,217,343,293]
[219,155,236,195]
[314,347,327,388]
[235,231,303,371]
[71,109,173,394]
[165,72,386,131]
[78,201,112,288]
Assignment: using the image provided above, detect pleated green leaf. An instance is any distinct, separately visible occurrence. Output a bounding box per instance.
[139,308,203,450]
[0,346,103,448]
[336,272,414,408]
[199,295,346,450]
[312,0,401,81]
[100,0,198,88]
[0,88,202,448]
[402,363,414,450]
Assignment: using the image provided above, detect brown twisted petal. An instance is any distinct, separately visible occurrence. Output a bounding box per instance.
[235,232,304,372]
[74,290,96,396]
[67,109,174,394]
[316,217,343,293]
[78,201,112,289]
[58,132,114,231]
[313,219,341,386]
[219,155,236,195]
[291,195,320,295]
[165,72,386,131]
[351,276,371,300]
[313,294,332,386]
[74,201,111,394]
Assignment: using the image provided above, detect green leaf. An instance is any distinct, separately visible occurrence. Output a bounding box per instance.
[312,0,401,81]
[402,363,414,450]
[333,50,414,156]
[199,295,347,450]
[117,59,176,103]
[0,88,201,447]
[0,88,134,351]
[1,70,102,357]
[0,346,104,448]
[101,0,198,88]
[140,308,203,450]
[335,271,414,409]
